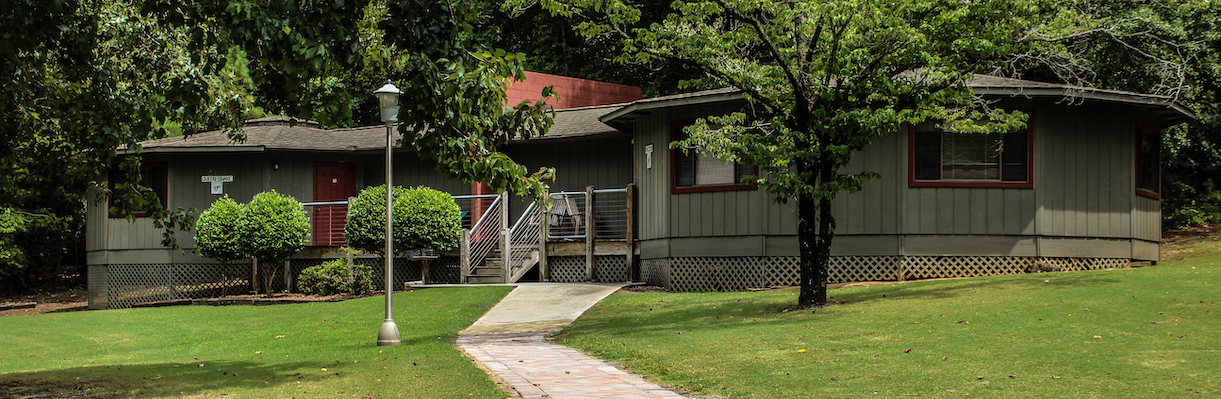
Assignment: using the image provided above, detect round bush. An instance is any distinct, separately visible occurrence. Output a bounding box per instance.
[236,190,310,264]
[194,196,245,262]
[344,185,461,254]
[297,259,375,295]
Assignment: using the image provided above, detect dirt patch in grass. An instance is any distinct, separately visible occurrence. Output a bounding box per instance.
[0,378,122,398]
[617,285,671,294]
[1162,223,1221,262]
[0,288,88,318]
[1163,222,1221,245]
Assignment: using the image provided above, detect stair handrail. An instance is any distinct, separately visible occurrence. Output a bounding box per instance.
[469,194,502,233]
[465,195,504,279]
[508,201,544,281]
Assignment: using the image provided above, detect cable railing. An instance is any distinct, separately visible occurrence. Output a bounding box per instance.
[593,188,629,240]
[465,195,503,278]
[301,201,349,246]
[509,201,544,280]
[545,188,630,240]
[451,194,500,230]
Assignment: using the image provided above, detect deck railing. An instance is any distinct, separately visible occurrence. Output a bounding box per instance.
[302,200,350,246]
[546,188,631,241]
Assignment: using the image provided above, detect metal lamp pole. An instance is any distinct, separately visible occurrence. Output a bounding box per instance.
[374,81,402,347]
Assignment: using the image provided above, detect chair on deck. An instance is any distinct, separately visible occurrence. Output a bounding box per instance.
[548,194,583,236]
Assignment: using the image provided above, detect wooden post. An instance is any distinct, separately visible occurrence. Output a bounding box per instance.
[460,228,471,283]
[284,260,292,293]
[624,183,635,282]
[585,185,596,282]
[539,191,549,282]
[501,191,511,283]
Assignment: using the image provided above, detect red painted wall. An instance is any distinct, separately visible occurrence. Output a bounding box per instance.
[505,71,642,109]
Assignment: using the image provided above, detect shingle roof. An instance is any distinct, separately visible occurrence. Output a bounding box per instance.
[601,74,1196,127]
[135,104,624,153]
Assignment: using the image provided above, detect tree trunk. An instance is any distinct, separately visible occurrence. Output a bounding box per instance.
[797,160,836,308]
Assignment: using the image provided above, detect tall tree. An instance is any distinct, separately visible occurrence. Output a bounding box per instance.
[517,0,1039,307]
[2,0,561,289]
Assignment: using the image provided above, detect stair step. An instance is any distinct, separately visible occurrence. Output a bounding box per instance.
[466,275,505,284]
[470,268,502,276]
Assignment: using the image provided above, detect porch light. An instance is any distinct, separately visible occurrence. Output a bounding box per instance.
[375,80,401,347]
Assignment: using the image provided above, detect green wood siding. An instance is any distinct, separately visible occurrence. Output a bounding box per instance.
[635,97,1163,260]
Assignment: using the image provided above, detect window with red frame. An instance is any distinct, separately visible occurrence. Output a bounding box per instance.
[1135,123,1160,198]
[909,120,1033,188]
[108,162,168,218]
[671,122,757,193]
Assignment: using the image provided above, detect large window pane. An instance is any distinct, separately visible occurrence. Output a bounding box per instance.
[912,122,1031,185]
[1001,129,1028,182]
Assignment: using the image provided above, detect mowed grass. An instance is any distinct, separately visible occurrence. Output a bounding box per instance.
[0,287,513,398]
[558,255,1221,398]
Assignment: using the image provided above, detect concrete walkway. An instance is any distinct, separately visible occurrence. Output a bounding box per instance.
[455,283,686,399]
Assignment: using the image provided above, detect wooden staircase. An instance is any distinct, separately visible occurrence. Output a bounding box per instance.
[465,243,541,284]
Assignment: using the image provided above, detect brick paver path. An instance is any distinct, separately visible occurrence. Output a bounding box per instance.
[457,331,686,399]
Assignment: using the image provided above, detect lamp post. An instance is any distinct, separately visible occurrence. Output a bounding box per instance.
[374,81,402,347]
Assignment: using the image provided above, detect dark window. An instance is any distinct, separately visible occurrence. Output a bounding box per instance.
[1135,123,1160,198]
[109,162,168,218]
[909,121,1033,188]
[671,121,757,193]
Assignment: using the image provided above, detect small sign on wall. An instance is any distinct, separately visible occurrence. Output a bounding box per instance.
[201,175,234,195]
[645,144,654,169]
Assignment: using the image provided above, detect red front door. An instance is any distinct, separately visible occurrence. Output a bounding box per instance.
[313,163,357,246]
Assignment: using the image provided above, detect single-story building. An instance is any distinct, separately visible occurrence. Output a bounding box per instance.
[85,73,1194,309]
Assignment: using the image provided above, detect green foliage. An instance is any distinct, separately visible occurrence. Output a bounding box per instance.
[520,0,1038,306]
[0,209,28,271]
[236,190,309,294]
[193,196,246,262]
[345,185,462,255]
[297,258,376,296]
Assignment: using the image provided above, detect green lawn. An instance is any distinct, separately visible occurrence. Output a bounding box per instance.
[557,256,1221,398]
[0,287,513,398]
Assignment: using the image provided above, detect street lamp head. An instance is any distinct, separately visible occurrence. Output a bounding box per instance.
[374,81,402,123]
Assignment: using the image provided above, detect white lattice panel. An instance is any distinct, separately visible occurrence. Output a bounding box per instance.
[830,256,902,284]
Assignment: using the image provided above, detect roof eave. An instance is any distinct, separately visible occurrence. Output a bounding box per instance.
[119,146,267,155]
[600,91,744,130]
[973,87,1197,123]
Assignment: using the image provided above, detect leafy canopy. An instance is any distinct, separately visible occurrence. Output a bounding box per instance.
[517,0,1040,306]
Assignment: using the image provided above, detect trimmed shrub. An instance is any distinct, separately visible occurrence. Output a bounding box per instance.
[345,185,462,254]
[297,258,375,295]
[237,190,309,294]
[194,196,245,262]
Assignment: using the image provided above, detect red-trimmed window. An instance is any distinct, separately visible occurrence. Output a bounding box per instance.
[1135,123,1160,199]
[108,162,169,218]
[908,120,1034,188]
[670,121,757,193]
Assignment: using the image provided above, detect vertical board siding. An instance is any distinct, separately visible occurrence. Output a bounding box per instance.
[506,135,633,220]
[1034,102,1135,239]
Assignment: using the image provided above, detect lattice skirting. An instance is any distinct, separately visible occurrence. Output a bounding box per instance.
[545,255,630,283]
[89,257,464,309]
[94,263,253,309]
[645,255,1132,292]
